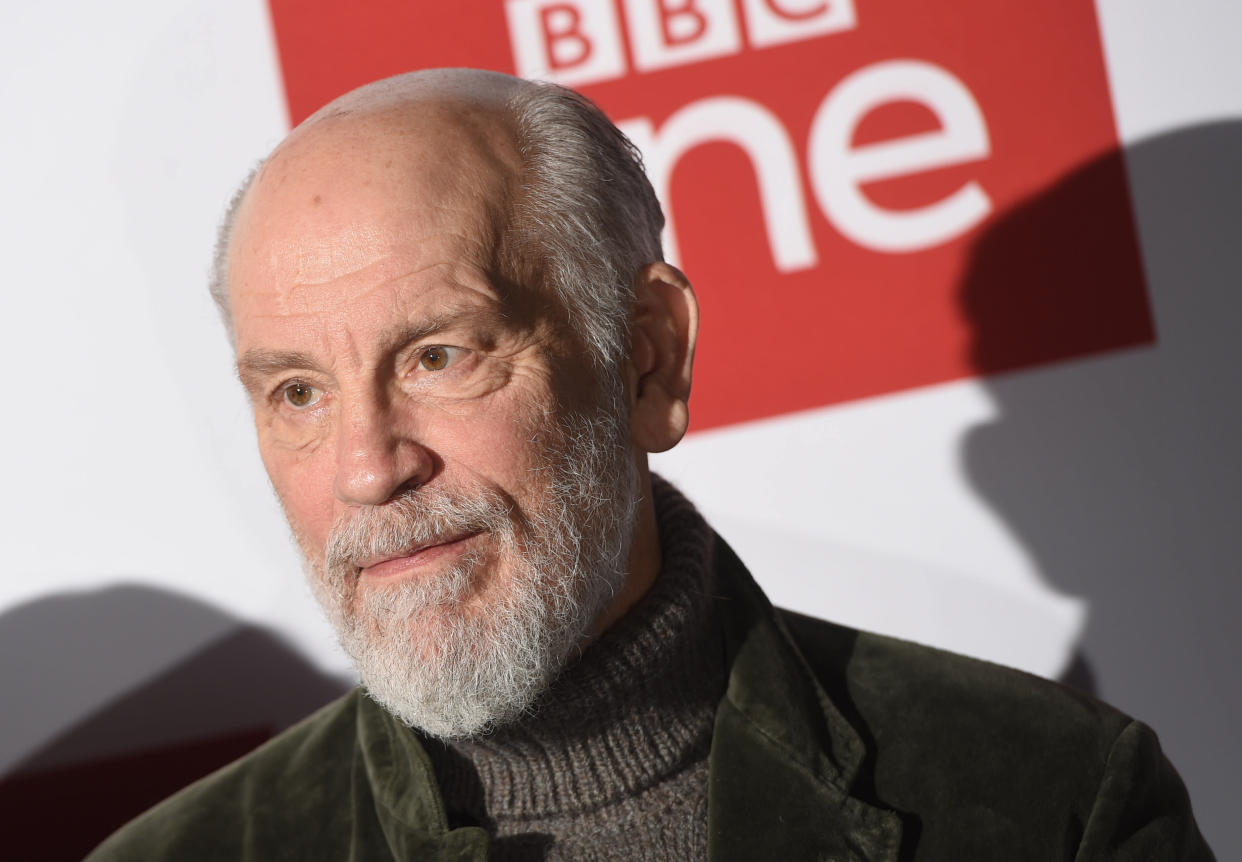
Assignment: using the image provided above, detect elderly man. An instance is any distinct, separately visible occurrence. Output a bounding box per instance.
[89,69,1211,861]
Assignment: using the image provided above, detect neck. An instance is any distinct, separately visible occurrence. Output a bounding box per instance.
[588,463,661,639]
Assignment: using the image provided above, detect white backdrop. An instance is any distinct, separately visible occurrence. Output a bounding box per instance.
[1,1,1238,855]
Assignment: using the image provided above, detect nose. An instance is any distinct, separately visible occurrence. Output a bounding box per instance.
[333,393,433,506]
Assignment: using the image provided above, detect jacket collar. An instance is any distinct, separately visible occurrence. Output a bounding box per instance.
[708,535,903,862]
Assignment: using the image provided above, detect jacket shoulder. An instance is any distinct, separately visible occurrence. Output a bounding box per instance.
[779,607,1129,745]
[86,690,375,861]
[778,609,1213,861]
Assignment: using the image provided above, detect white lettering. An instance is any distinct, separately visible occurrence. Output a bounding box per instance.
[807,59,992,252]
[506,0,626,86]
[742,0,856,50]
[619,97,817,271]
[623,0,742,73]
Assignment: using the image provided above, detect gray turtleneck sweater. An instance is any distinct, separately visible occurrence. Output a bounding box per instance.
[423,478,726,861]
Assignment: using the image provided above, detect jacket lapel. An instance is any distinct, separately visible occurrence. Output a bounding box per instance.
[708,536,903,862]
[356,694,491,861]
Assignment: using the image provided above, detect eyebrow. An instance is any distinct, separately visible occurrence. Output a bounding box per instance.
[236,349,327,393]
[235,307,503,392]
[377,311,480,355]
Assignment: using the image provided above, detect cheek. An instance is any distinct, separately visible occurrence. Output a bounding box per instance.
[259,435,339,553]
[440,398,555,487]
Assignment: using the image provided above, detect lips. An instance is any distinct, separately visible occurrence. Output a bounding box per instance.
[357,531,482,580]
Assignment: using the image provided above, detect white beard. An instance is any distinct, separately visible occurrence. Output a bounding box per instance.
[301,399,639,739]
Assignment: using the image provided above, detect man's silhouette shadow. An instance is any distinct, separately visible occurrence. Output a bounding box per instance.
[0,585,349,861]
[960,121,1241,860]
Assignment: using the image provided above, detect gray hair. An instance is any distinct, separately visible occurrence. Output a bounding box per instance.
[207,81,665,373]
[208,165,259,345]
[506,82,664,371]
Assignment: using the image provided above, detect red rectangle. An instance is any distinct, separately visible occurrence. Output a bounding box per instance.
[266,0,1152,430]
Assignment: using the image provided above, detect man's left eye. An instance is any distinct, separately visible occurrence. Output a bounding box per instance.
[417,345,462,371]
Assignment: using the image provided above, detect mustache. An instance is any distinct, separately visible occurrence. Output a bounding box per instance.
[324,486,514,573]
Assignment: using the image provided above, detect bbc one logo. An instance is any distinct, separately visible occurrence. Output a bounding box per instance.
[505,0,993,267]
[265,0,1136,426]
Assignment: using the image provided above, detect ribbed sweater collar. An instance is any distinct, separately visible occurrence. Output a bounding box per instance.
[424,474,723,823]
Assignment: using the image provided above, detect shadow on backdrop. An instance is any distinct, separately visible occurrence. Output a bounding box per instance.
[961,121,1242,860]
[0,585,349,861]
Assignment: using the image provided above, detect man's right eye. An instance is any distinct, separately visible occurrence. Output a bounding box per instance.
[281,382,322,409]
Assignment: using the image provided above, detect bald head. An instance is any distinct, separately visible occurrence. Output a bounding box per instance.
[302,67,524,124]
[210,68,665,371]
[269,68,527,199]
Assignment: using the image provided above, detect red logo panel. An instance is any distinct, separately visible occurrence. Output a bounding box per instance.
[266,0,1152,430]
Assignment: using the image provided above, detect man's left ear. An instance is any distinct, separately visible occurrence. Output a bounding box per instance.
[627,262,700,453]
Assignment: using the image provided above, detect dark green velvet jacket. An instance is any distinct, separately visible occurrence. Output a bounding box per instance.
[88,537,1213,860]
